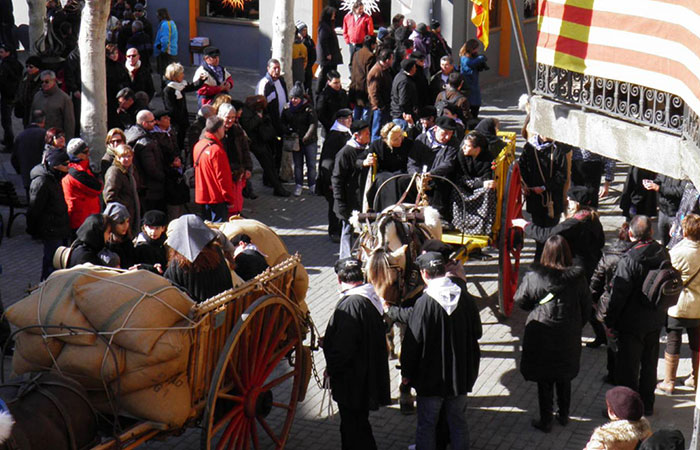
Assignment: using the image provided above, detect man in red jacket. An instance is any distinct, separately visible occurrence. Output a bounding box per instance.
[193,116,238,222]
[62,138,103,233]
[342,1,374,68]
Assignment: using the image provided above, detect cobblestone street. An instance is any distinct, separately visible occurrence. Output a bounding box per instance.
[0,72,696,449]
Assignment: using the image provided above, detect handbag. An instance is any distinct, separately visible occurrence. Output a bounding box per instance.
[282,133,300,152]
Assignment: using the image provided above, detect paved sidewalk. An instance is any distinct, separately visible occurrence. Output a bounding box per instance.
[0,69,695,449]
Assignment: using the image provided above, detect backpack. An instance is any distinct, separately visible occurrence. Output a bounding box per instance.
[435,90,465,120]
[641,260,682,310]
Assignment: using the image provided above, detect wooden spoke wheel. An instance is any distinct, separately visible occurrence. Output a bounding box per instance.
[498,163,524,318]
[201,295,303,450]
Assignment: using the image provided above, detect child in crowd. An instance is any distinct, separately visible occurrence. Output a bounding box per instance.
[134,210,169,271]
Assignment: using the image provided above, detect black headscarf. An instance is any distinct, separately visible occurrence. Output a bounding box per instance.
[75,214,107,251]
[474,118,498,138]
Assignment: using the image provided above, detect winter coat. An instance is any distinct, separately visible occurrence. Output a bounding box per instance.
[221,124,254,179]
[184,116,206,166]
[318,126,351,197]
[0,54,23,100]
[518,138,570,222]
[126,124,166,202]
[342,12,373,45]
[460,54,488,106]
[653,174,685,217]
[620,166,657,219]
[669,238,700,319]
[435,86,471,123]
[15,72,41,127]
[605,239,670,335]
[134,233,167,267]
[105,57,130,127]
[584,418,652,450]
[27,164,72,240]
[106,236,137,269]
[455,147,493,190]
[62,159,103,230]
[316,21,342,67]
[154,19,178,56]
[281,100,318,146]
[257,73,288,135]
[13,125,46,189]
[316,86,349,132]
[332,141,364,220]
[401,277,483,396]
[390,70,419,119]
[163,79,204,136]
[408,128,458,179]
[193,63,233,105]
[163,247,233,303]
[516,264,591,382]
[366,62,392,111]
[349,46,376,107]
[525,212,605,281]
[323,284,390,410]
[31,85,75,140]
[68,214,107,267]
[193,132,237,206]
[103,163,141,234]
[126,63,155,100]
[590,239,635,322]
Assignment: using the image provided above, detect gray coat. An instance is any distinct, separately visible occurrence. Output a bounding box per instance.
[30,85,75,139]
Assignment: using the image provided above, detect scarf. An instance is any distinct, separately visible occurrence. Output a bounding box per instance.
[125,59,141,81]
[530,134,553,152]
[205,62,225,84]
[233,243,267,259]
[346,137,367,150]
[340,283,384,316]
[167,80,188,99]
[330,121,351,133]
[424,276,462,315]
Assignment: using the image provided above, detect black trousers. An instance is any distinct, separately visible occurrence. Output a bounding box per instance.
[536,380,571,421]
[666,326,700,354]
[326,194,341,237]
[249,140,284,191]
[530,213,560,262]
[615,330,660,411]
[337,403,377,450]
[658,211,674,247]
[0,96,14,145]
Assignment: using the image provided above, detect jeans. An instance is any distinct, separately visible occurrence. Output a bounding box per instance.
[293,142,318,187]
[337,403,377,450]
[42,238,67,281]
[416,395,469,450]
[339,219,353,258]
[371,109,389,142]
[202,202,229,223]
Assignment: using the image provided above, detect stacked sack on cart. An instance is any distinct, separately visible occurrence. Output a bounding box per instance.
[6,265,196,427]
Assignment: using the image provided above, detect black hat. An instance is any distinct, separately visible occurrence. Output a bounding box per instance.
[639,429,685,450]
[350,120,370,134]
[567,185,595,207]
[416,251,445,270]
[435,116,457,131]
[142,210,168,227]
[605,386,644,421]
[334,108,353,119]
[26,55,42,68]
[45,148,69,168]
[418,105,437,119]
[153,109,170,120]
[400,58,416,72]
[203,46,220,57]
[411,50,425,60]
[334,257,362,274]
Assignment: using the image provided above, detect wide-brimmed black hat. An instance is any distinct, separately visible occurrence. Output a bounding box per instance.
[203,46,220,57]
[435,116,457,131]
[351,120,370,133]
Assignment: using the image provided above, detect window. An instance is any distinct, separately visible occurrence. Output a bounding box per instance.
[201,0,260,21]
[489,1,501,29]
[321,0,391,29]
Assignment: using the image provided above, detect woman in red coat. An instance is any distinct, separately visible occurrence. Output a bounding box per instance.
[62,138,103,232]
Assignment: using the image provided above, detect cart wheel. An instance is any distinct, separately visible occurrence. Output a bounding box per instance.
[498,163,524,318]
[201,295,303,450]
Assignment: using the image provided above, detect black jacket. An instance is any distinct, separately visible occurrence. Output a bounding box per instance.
[106,236,137,268]
[400,277,482,396]
[318,128,351,197]
[134,233,167,267]
[653,174,685,217]
[323,288,390,410]
[605,239,670,334]
[590,239,635,322]
[408,129,458,178]
[127,64,155,101]
[68,214,107,267]
[316,86,349,132]
[14,125,46,189]
[125,125,165,201]
[27,164,71,240]
[163,247,233,303]
[518,139,570,221]
[281,100,318,145]
[516,264,591,382]
[258,73,288,135]
[332,142,364,220]
[163,79,204,135]
[316,21,342,67]
[455,148,493,190]
[390,70,419,119]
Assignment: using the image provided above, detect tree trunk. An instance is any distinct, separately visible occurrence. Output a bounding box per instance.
[271,0,295,90]
[78,0,111,171]
[26,0,46,53]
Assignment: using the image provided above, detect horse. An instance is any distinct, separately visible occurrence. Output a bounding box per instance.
[0,372,98,450]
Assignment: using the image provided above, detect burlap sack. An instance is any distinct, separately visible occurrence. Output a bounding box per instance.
[5,267,103,346]
[11,350,49,376]
[14,333,64,367]
[73,270,195,355]
[119,373,192,427]
[56,340,125,382]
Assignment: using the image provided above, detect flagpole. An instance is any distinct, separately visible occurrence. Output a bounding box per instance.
[505,0,532,96]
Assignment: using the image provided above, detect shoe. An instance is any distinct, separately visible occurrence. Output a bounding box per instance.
[309,184,316,195]
[329,234,340,243]
[293,185,302,197]
[555,412,569,426]
[243,190,258,200]
[656,352,680,395]
[586,338,606,348]
[273,188,291,197]
[531,419,552,433]
[399,390,415,415]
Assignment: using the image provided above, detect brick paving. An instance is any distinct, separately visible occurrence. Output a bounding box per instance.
[0,68,696,449]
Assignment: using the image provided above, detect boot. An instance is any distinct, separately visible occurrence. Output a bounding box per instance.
[399,383,415,415]
[656,352,680,394]
[685,351,699,389]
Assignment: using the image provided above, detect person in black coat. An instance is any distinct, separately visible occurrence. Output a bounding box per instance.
[332,120,372,258]
[316,70,349,133]
[643,174,685,246]
[164,241,233,303]
[68,213,112,268]
[230,233,269,281]
[605,215,669,414]
[315,6,342,97]
[323,258,390,450]
[0,44,23,148]
[28,147,72,280]
[163,62,206,150]
[125,47,155,101]
[515,235,591,432]
[133,209,168,270]
[13,110,46,193]
[390,59,419,126]
[589,222,634,382]
[103,201,137,268]
[125,112,166,212]
[620,166,657,221]
[401,251,482,449]
[473,118,507,158]
[319,109,352,242]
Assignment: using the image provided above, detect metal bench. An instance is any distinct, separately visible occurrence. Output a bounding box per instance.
[0,181,26,237]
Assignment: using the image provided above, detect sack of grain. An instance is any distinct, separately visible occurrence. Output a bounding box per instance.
[56,340,125,382]
[119,373,192,427]
[73,270,195,355]
[13,333,64,367]
[11,350,49,376]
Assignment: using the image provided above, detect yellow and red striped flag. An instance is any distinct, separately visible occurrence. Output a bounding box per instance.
[471,0,490,50]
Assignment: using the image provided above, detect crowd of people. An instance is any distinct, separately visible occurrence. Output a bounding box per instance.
[0,1,698,449]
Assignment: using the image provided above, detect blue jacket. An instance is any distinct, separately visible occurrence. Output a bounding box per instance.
[154,20,178,56]
[460,55,488,106]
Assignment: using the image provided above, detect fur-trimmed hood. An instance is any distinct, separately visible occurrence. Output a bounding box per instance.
[586,418,652,450]
[527,263,585,291]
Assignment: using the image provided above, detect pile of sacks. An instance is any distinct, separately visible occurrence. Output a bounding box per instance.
[6,265,196,427]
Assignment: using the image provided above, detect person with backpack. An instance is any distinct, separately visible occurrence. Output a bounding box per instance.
[605,215,670,415]
[434,72,470,126]
[656,213,700,394]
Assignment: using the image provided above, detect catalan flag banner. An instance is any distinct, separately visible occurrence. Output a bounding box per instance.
[471,0,490,50]
[536,0,700,115]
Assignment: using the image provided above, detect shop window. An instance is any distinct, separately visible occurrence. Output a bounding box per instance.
[321,0,391,29]
[201,0,260,21]
[490,1,501,29]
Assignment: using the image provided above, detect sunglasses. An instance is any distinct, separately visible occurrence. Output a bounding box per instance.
[126,54,138,58]
[110,138,124,145]
[41,79,53,84]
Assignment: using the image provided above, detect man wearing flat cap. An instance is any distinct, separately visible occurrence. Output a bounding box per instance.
[319,108,353,243]
[193,46,233,106]
[401,251,482,450]
[408,115,459,217]
[323,257,390,450]
[390,58,419,130]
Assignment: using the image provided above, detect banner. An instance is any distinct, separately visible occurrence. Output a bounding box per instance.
[471,0,490,49]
